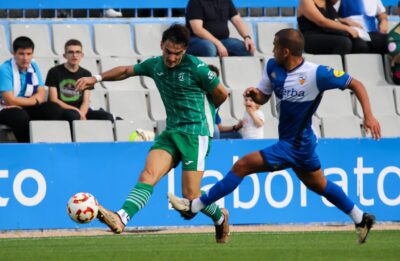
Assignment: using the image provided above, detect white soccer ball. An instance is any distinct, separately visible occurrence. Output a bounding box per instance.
[67,192,99,224]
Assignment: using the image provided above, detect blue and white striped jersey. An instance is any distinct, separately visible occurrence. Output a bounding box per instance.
[257,58,352,145]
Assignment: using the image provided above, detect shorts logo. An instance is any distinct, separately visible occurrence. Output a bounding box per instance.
[333,70,345,77]
[156,72,164,76]
[184,161,194,165]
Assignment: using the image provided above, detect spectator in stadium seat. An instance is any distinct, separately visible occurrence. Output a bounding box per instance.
[185,0,256,57]
[0,36,64,142]
[298,0,369,54]
[388,22,400,85]
[168,28,381,245]
[75,24,230,243]
[335,0,388,54]
[46,39,113,123]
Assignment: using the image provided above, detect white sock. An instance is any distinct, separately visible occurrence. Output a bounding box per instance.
[117,209,130,225]
[191,198,205,213]
[214,214,225,226]
[348,205,364,224]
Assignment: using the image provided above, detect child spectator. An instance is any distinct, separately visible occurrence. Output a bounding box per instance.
[239,96,264,139]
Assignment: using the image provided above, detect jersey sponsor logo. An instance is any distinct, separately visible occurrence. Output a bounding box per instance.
[178,73,185,81]
[277,87,305,98]
[184,161,194,165]
[208,71,216,80]
[298,75,306,85]
[333,70,345,77]
[156,72,164,76]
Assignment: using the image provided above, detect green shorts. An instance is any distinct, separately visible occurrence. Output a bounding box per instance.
[150,130,210,171]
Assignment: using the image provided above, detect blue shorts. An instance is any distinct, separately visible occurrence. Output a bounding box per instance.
[260,140,321,172]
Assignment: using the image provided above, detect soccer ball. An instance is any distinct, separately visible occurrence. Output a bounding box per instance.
[67,192,99,224]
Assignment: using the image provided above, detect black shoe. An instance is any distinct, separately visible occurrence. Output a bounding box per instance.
[355,213,376,244]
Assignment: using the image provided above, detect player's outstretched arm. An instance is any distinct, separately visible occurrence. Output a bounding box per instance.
[76,65,135,91]
[209,83,228,108]
[243,87,270,105]
[347,79,381,140]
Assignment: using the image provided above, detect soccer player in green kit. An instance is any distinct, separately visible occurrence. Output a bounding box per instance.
[75,24,230,243]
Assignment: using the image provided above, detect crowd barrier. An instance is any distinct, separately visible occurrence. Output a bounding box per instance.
[0,138,399,230]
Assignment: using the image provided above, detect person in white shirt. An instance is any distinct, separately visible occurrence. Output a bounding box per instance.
[335,0,388,54]
[240,96,264,139]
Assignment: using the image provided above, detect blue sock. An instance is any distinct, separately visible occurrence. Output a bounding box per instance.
[200,171,243,206]
[322,180,354,214]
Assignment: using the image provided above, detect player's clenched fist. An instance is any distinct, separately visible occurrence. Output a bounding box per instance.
[76,76,96,91]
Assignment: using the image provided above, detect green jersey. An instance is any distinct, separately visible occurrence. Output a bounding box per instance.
[134,54,220,136]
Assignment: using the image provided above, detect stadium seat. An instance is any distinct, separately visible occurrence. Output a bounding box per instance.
[303,54,343,70]
[89,89,108,111]
[30,121,72,143]
[355,87,397,117]
[344,54,392,88]
[222,56,262,90]
[321,116,362,138]
[148,89,166,121]
[114,120,155,141]
[137,56,157,89]
[52,24,98,57]
[316,89,354,118]
[394,88,400,115]
[263,116,279,139]
[134,23,170,56]
[257,22,294,55]
[100,56,143,90]
[107,89,154,124]
[78,56,100,75]
[93,24,137,57]
[33,57,58,79]
[72,120,114,142]
[10,24,56,57]
[312,115,322,138]
[0,25,11,57]
[374,115,400,138]
[218,95,237,124]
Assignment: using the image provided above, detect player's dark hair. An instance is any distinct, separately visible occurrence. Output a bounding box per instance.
[64,39,82,52]
[275,28,304,56]
[208,64,220,77]
[161,23,190,47]
[13,36,34,52]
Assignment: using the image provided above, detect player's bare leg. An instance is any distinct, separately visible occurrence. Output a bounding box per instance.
[98,149,174,233]
[294,168,375,243]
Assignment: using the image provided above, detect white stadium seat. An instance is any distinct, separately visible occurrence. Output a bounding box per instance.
[222,56,262,90]
[0,25,11,57]
[10,24,56,57]
[72,120,114,142]
[257,22,294,55]
[52,24,98,57]
[30,121,72,143]
[303,54,343,70]
[148,89,166,121]
[100,57,143,90]
[94,24,137,57]
[321,116,362,138]
[134,23,170,56]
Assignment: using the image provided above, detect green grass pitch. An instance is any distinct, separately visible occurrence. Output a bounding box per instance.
[0,230,399,260]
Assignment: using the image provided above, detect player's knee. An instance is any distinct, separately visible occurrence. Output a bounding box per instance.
[138,169,158,186]
[231,159,249,177]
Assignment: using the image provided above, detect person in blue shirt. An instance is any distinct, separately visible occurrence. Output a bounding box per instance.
[0,36,63,142]
[168,28,381,244]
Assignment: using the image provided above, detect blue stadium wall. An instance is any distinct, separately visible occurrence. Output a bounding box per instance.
[0,138,399,230]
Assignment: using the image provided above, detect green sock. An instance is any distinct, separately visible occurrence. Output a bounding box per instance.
[121,182,153,219]
[200,190,222,223]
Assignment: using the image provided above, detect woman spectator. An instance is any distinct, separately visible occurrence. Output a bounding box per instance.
[297,0,369,55]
